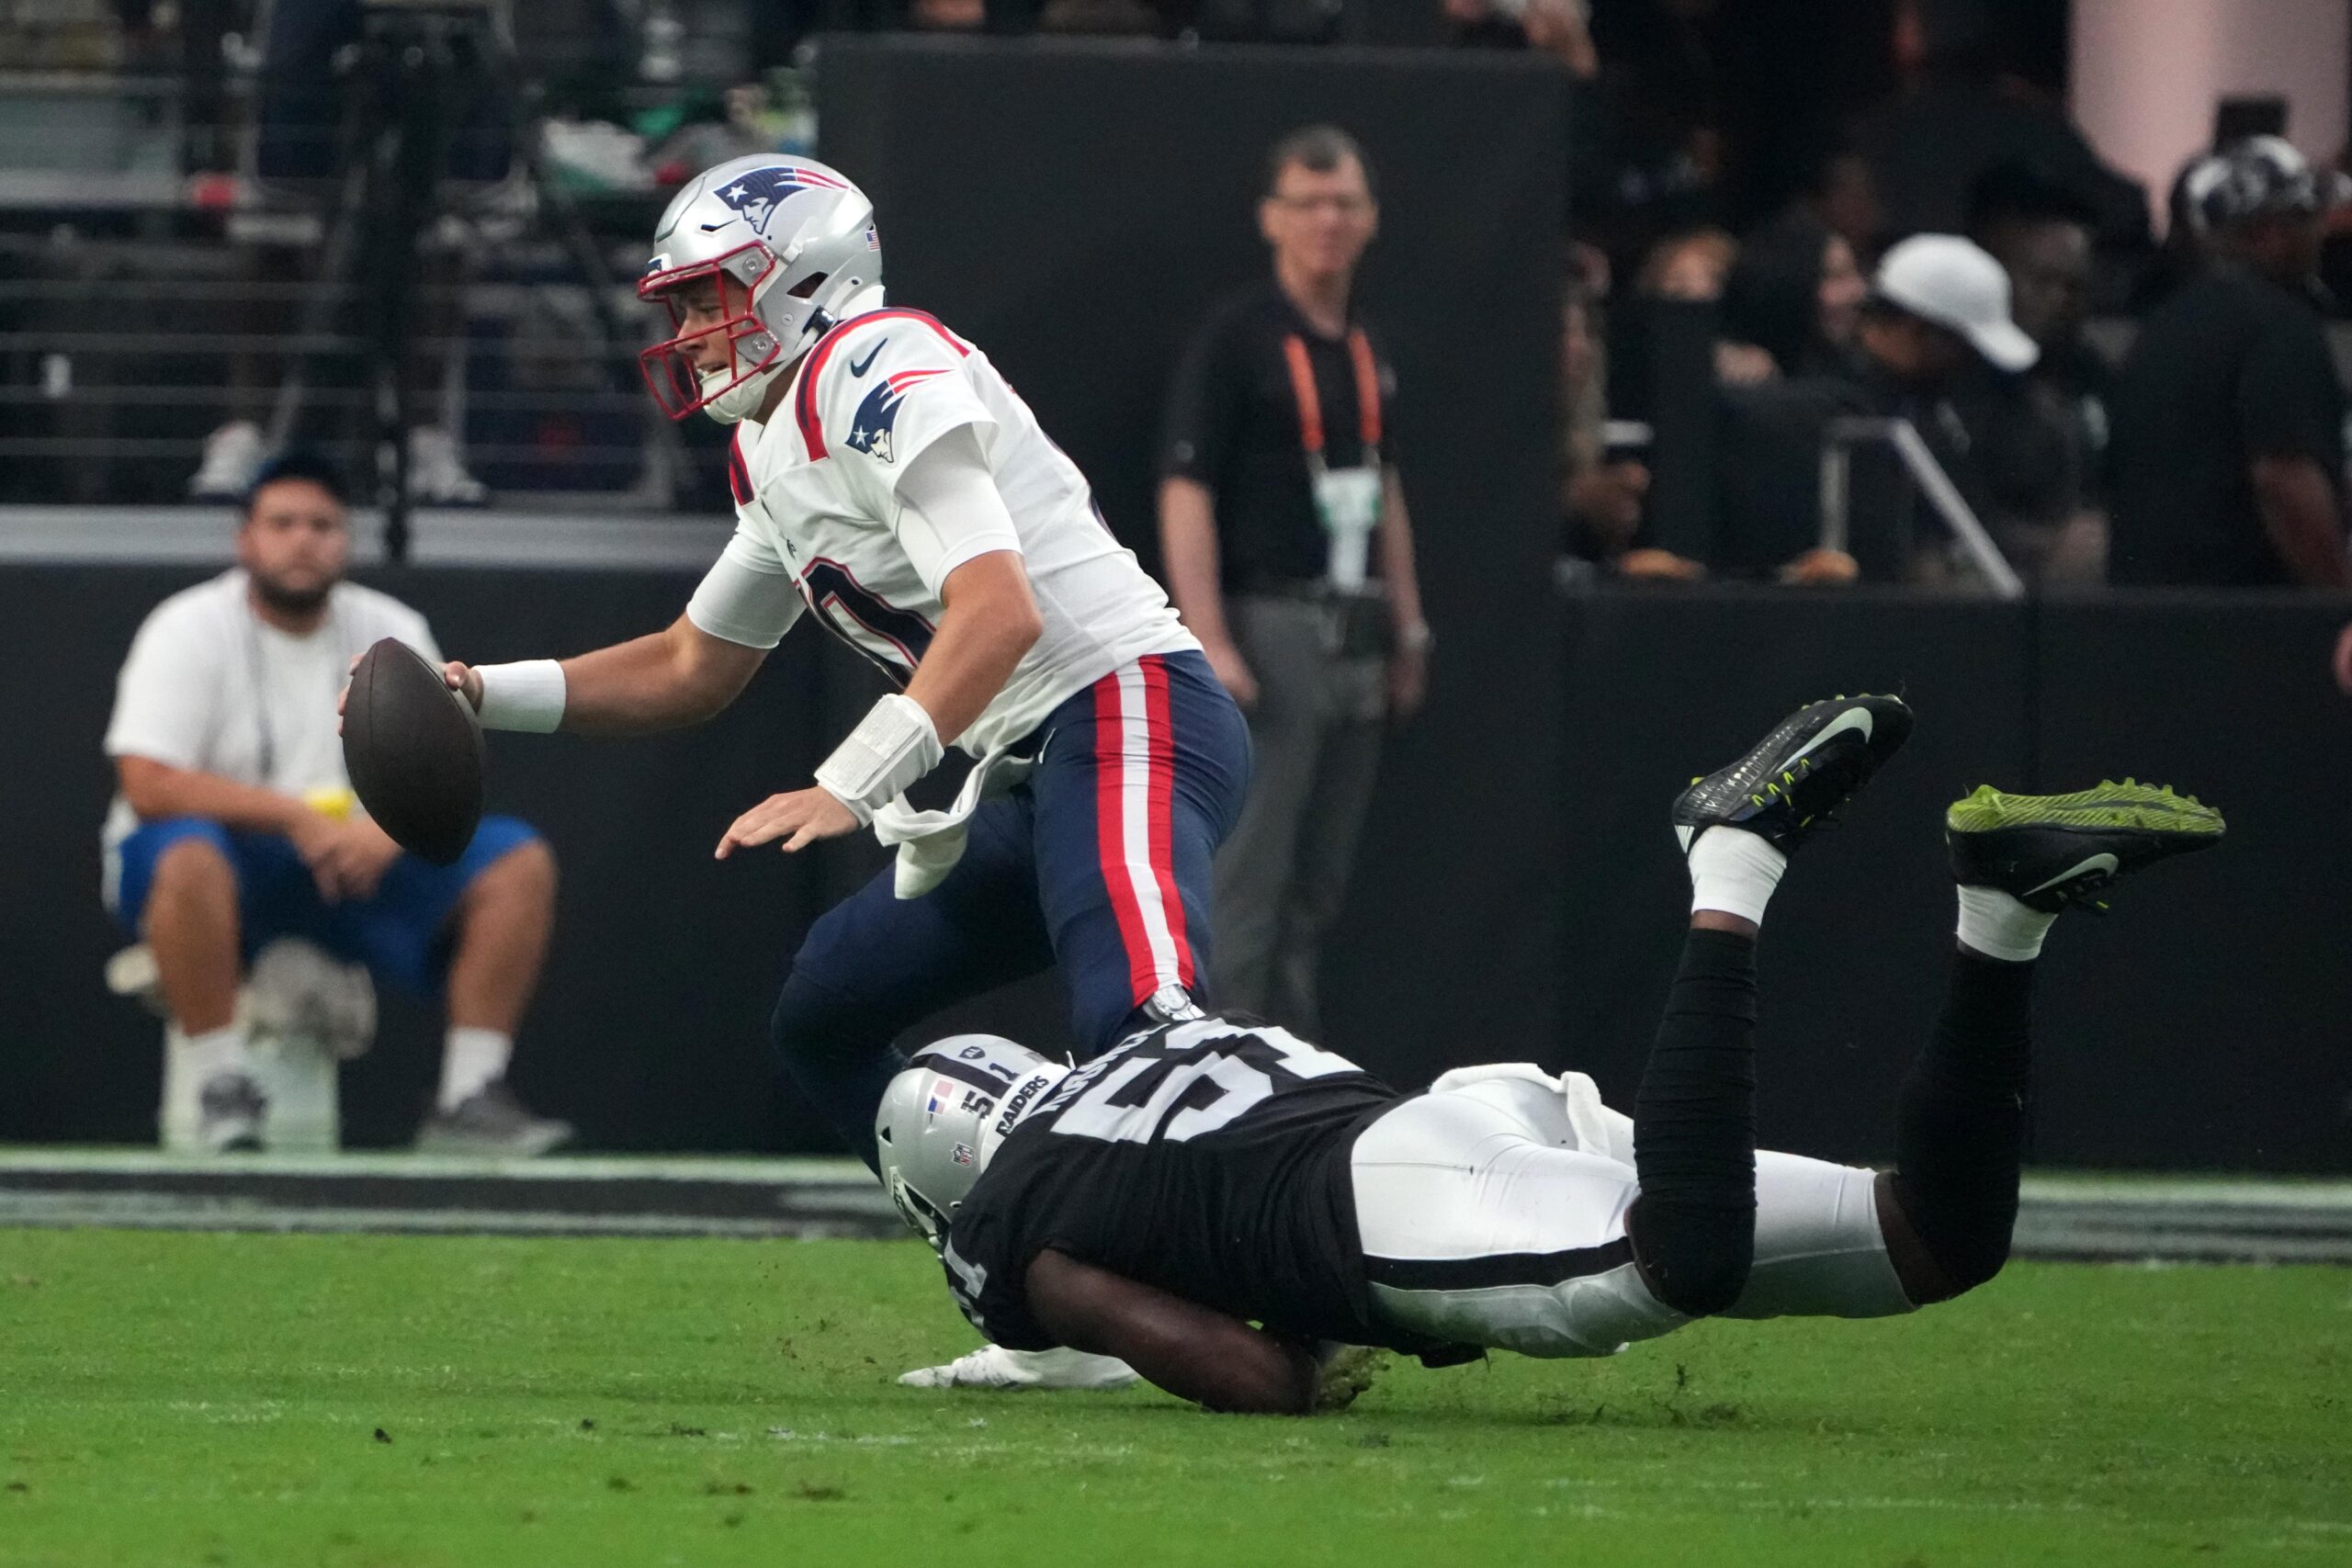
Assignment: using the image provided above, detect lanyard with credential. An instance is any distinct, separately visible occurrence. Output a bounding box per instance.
[1282,330,1385,596]
[1279,329,1383,475]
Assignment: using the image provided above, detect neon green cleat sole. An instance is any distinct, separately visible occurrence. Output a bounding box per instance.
[1945,780,2224,912]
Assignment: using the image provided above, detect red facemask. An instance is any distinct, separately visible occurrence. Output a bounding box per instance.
[637,244,783,421]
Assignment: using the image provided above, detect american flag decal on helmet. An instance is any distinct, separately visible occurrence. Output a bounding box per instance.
[845,367,950,464]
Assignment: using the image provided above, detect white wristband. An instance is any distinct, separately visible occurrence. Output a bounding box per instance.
[814,693,944,825]
[473,660,567,733]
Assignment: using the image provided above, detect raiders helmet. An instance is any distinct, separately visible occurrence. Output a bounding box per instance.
[637,154,882,423]
[875,1035,1067,1247]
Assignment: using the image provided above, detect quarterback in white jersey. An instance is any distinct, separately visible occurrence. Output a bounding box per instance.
[426,157,1251,1265]
[702,301,1196,758]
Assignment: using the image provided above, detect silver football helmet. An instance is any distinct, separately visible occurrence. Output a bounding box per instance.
[875,1035,1067,1247]
[637,154,883,423]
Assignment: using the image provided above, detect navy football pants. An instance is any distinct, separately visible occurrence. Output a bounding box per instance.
[773,650,1250,1168]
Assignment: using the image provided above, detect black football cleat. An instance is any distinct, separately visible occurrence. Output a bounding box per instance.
[1673,694,1914,857]
[1946,780,2223,912]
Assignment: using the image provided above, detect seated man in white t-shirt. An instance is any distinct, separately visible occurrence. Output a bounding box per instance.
[102,454,571,1155]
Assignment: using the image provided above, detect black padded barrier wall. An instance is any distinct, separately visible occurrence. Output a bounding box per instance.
[3,572,2347,1169]
[1552,588,2033,1170]
[1550,586,2352,1175]
[2028,593,2352,1173]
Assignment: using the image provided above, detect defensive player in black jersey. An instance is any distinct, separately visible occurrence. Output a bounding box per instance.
[876,695,2223,1414]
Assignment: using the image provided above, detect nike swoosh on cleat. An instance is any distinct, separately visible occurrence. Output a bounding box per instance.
[2025,852,2120,897]
[1777,705,1873,772]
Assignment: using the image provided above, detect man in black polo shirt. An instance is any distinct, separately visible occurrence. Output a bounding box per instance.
[2108,139,2352,588]
[1157,125,1431,1036]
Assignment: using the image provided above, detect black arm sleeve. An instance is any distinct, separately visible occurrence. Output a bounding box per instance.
[2237,320,2342,466]
[1159,310,1240,490]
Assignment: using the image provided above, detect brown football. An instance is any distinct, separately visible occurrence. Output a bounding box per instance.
[342,637,485,866]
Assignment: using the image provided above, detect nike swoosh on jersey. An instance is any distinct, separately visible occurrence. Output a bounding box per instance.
[1779,705,1873,771]
[2025,852,2120,897]
[850,340,888,377]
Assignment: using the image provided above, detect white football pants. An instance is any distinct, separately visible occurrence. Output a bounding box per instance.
[1350,1067,1916,1359]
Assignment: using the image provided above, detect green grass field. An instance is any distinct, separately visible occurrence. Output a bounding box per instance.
[1,1230,2345,1567]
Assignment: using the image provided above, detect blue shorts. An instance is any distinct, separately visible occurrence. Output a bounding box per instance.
[110,815,542,998]
[789,649,1250,1056]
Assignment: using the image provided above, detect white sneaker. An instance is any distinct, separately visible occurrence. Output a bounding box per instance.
[898,1345,1138,1391]
[406,425,488,505]
[188,420,266,500]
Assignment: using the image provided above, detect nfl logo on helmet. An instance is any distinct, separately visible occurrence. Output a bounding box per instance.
[709,163,851,237]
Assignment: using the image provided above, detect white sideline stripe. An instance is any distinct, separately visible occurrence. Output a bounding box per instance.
[0,1147,876,1184]
[0,1194,893,1239]
[1113,662,1183,990]
[0,505,732,571]
[2019,1174,2352,1210]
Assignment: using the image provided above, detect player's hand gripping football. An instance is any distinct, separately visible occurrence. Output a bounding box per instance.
[715,787,862,858]
[438,660,485,711]
[336,658,482,732]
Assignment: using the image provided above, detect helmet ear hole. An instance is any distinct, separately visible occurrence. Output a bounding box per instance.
[786,270,830,299]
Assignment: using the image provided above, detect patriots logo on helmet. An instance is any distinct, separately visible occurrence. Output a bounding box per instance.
[711,164,851,237]
[845,367,949,464]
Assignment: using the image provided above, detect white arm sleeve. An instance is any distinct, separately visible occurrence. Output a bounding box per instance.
[889,424,1023,597]
[686,529,806,650]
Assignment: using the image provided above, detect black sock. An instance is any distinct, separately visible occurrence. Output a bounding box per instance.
[1630,927,1759,1317]
[1889,950,2035,1297]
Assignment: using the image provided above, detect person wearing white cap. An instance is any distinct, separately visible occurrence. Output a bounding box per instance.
[2109,139,2352,589]
[1865,233,2039,379]
[1824,233,2072,584]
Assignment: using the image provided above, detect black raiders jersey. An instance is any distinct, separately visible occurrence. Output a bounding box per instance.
[939,1017,1412,1352]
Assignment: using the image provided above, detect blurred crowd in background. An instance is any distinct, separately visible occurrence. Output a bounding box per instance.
[6,0,2352,594]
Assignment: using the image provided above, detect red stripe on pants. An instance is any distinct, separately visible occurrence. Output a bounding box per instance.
[1139,657,1194,988]
[1094,668,1159,1004]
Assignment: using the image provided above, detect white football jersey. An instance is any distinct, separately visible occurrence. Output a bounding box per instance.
[697,303,1196,758]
